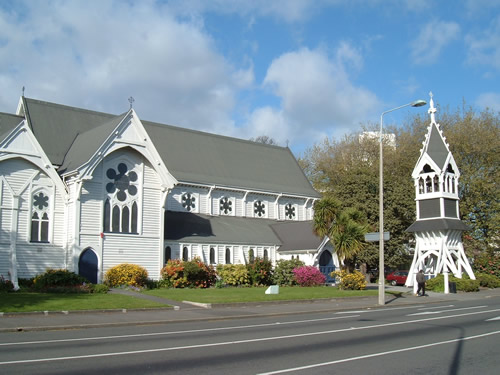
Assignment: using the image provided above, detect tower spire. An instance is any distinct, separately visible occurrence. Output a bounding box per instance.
[428,91,436,124]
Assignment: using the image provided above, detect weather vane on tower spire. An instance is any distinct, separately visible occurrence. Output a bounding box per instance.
[428,92,436,123]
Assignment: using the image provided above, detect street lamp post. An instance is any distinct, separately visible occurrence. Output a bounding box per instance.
[378,99,426,306]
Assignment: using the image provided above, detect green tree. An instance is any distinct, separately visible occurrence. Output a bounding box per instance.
[301,104,499,265]
[313,197,368,271]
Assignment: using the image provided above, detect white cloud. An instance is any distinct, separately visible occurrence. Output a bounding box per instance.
[0,0,252,135]
[475,92,500,111]
[411,20,460,64]
[243,46,379,151]
[465,15,500,70]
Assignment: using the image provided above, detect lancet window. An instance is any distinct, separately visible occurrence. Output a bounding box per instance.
[31,190,50,242]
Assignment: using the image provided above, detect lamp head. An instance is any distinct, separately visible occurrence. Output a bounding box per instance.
[411,99,427,107]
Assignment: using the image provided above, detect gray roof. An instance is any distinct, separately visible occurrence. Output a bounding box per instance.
[59,113,127,173]
[406,218,470,232]
[164,211,282,245]
[0,112,24,142]
[425,123,449,169]
[21,97,319,198]
[270,221,323,251]
[143,120,320,197]
[23,98,115,166]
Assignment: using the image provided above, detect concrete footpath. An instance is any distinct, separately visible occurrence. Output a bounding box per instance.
[1,285,500,333]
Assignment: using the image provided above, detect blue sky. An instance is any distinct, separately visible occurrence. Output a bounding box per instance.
[1,0,500,156]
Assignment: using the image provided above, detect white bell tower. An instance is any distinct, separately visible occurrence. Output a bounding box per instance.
[405,93,475,293]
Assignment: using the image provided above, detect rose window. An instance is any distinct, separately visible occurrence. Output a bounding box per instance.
[182,193,196,211]
[254,200,265,217]
[285,203,295,219]
[220,197,232,214]
[106,163,138,202]
[33,192,49,210]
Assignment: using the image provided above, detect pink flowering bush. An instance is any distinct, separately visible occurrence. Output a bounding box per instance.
[293,266,326,287]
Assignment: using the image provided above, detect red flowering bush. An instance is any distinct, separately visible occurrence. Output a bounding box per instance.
[246,257,273,286]
[293,266,326,287]
[473,253,500,278]
[161,258,216,288]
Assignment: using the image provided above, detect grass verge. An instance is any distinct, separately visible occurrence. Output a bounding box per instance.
[0,292,169,313]
[143,286,379,303]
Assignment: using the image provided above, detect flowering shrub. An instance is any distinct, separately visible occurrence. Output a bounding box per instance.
[0,275,14,292]
[104,263,148,288]
[473,253,500,278]
[33,269,87,290]
[216,264,250,286]
[246,257,273,286]
[160,258,216,288]
[293,266,326,287]
[475,273,500,288]
[273,259,305,286]
[331,270,367,290]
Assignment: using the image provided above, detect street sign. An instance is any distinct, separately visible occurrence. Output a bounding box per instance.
[364,232,390,242]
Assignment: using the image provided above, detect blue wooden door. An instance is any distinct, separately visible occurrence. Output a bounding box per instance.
[319,250,336,283]
[79,248,98,284]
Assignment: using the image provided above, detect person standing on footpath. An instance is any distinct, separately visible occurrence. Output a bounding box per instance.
[416,269,426,296]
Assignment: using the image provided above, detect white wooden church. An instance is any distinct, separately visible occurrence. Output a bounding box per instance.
[0,96,339,288]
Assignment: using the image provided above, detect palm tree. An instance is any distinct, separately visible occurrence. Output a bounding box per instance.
[313,197,367,272]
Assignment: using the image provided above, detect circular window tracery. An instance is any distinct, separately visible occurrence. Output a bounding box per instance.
[220,197,232,214]
[106,163,138,202]
[254,200,265,217]
[182,193,196,211]
[285,203,296,219]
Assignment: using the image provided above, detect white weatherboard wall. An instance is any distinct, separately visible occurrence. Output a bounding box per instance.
[80,149,164,280]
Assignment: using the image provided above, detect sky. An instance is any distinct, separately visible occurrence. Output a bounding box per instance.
[1,0,500,156]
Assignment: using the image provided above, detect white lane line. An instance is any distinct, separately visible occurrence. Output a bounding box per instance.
[407,305,486,316]
[257,330,500,375]
[486,316,500,321]
[417,305,454,310]
[0,315,360,347]
[1,308,499,366]
[335,305,425,314]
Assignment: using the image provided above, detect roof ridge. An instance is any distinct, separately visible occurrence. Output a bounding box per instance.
[25,97,117,118]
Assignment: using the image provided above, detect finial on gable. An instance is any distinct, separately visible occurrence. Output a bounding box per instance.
[22,86,25,97]
[428,91,436,124]
[128,96,135,109]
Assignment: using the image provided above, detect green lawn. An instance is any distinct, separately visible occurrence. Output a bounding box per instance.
[0,292,169,313]
[143,286,379,303]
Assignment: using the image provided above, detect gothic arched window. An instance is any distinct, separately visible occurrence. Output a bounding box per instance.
[225,248,232,264]
[249,249,255,264]
[425,176,432,193]
[183,247,189,261]
[210,247,216,264]
[103,162,140,234]
[165,246,172,265]
[31,191,50,242]
[264,249,269,260]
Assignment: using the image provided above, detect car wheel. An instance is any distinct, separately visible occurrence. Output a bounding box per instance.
[391,280,397,286]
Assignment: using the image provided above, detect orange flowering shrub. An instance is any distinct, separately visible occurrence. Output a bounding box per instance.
[161,258,216,288]
[104,263,148,288]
